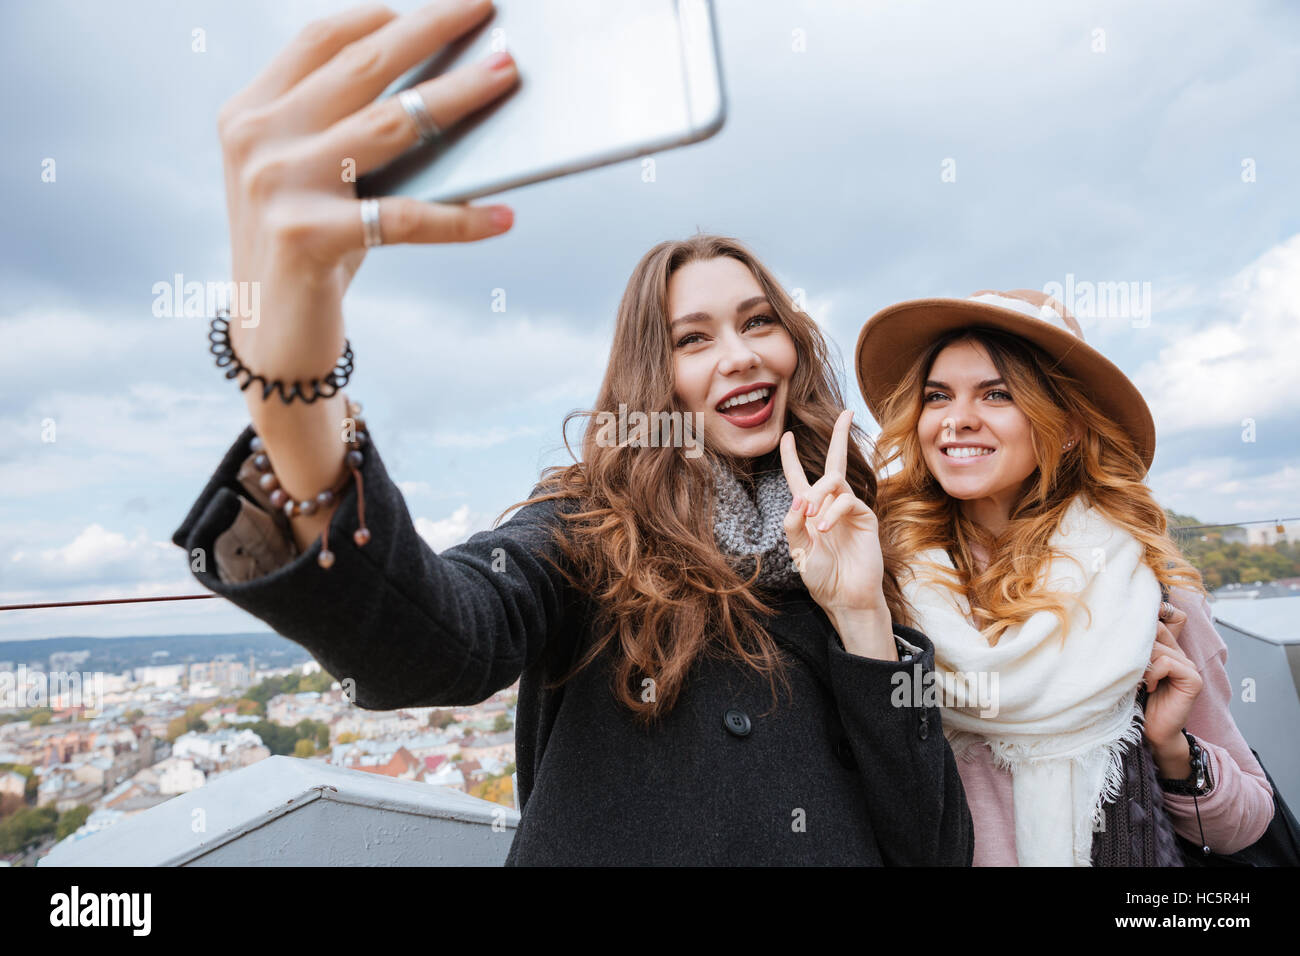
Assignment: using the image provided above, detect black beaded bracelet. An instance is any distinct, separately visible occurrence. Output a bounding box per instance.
[1157,727,1212,858]
[1157,728,1212,795]
[209,309,354,404]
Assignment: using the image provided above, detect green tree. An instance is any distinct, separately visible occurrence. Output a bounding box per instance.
[55,805,91,841]
[1167,511,1300,589]
[427,710,457,730]
[165,715,209,743]
[240,675,294,712]
[0,764,37,807]
[492,713,511,733]
[0,806,58,854]
[250,720,297,756]
[293,739,316,758]
[29,710,52,727]
[1238,566,1266,584]
[298,670,336,693]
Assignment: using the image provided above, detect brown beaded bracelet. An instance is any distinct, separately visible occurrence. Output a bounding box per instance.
[249,397,371,569]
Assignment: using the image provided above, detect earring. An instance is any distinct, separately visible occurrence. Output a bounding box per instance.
[1063,440,1075,449]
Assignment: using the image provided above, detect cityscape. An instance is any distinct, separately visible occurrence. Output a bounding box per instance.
[0,640,519,866]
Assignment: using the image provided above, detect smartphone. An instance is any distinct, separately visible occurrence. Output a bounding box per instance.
[355,0,727,203]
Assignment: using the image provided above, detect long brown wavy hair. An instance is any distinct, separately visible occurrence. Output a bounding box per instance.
[494,234,906,724]
[873,326,1204,645]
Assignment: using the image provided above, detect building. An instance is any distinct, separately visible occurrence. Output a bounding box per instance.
[155,757,205,795]
[1244,524,1300,547]
[134,665,185,689]
[188,659,252,691]
[347,746,422,781]
[48,650,91,673]
[172,728,268,768]
[36,769,101,812]
[460,731,515,765]
[0,771,27,798]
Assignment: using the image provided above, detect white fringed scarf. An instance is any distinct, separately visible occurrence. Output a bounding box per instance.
[899,496,1160,866]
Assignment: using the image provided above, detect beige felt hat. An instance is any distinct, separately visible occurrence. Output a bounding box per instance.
[854,289,1156,471]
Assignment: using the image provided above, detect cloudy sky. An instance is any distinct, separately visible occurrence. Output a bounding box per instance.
[2,0,1297,642]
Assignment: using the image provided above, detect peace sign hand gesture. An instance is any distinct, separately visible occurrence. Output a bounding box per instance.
[780,410,887,617]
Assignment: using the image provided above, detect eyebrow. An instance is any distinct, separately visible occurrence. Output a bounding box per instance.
[669,296,770,330]
[924,378,1005,390]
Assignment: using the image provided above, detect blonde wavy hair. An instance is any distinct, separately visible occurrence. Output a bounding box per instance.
[872,326,1204,644]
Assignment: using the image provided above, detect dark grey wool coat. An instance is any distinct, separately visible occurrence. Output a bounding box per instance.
[173,425,974,866]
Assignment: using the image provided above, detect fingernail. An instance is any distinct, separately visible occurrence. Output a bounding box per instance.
[791,496,803,510]
[817,521,828,532]
[486,50,513,71]
[489,206,513,229]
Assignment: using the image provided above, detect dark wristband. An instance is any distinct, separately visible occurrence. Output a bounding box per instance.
[1157,728,1213,796]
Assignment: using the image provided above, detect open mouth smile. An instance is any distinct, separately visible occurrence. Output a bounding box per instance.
[715,384,776,428]
[940,444,996,462]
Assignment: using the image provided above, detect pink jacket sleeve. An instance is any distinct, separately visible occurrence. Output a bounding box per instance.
[1159,587,1275,853]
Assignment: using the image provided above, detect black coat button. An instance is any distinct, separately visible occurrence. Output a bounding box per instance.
[835,735,858,770]
[918,714,930,740]
[723,708,752,737]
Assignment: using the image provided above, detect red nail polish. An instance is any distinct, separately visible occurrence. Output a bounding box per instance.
[486,50,513,71]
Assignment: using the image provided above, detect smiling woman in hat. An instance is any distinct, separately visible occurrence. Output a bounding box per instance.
[856,289,1274,866]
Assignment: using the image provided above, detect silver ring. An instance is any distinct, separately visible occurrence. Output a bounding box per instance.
[360,198,383,248]
[398,88,442,145]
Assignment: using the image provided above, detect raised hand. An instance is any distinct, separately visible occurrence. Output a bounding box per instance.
[214,0,520,553]
[779,410,887,616]
[220,0,518,388]
[1142,606,1204,775]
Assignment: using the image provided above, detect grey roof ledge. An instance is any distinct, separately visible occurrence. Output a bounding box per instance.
[38,756,519,867]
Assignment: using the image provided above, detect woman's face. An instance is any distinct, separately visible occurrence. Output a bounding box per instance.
[669,256,798,463]
[917,340,1039,531]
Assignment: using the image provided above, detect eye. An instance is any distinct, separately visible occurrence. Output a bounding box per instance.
[923,391,949,403]
[676,314,776,348]
[985,389,1012,401]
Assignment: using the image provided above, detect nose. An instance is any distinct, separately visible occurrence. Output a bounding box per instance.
[716,330,761,376]
[940,400,983,439]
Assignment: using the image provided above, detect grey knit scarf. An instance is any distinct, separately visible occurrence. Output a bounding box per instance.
[710,455,802,592]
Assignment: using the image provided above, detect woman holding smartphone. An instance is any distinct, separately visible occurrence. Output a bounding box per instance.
[174,0,973,865]
[856,289,1274,865]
